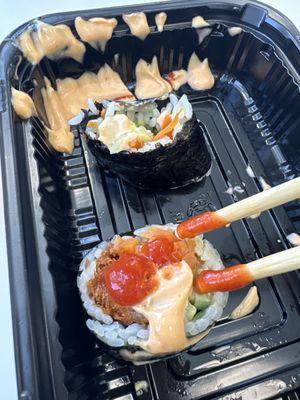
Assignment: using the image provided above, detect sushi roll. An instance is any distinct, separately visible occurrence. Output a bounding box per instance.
[84,94,212,190]
[77,224,228,363]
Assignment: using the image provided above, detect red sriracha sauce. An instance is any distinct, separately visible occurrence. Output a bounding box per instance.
[195,264,253,294]
[177,211,228,239]
[140,236,182,266]
[105,235,186,306]
[104,253,159,306]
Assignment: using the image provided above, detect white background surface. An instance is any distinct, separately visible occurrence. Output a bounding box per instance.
[0,1,299,399]
[0,0,299,39]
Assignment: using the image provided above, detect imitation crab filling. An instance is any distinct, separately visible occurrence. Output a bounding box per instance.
[85,94,193,154]
[79,225,228,355]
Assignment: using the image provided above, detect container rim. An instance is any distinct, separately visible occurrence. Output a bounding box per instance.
[0,1,299,399]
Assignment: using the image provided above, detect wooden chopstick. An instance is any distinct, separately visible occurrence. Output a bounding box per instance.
[195,246,300,294]
[177,177,300,239]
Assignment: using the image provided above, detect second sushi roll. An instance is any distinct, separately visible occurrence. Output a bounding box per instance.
[84,94,212,190]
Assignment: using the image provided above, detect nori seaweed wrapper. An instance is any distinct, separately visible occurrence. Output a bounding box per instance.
[86,114,211,190]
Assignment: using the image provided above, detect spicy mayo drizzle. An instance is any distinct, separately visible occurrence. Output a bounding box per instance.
[155,12,167,32]
[40,65,133,153]
[11,88,36,119]
[123,12,150,40]
[135,56,171,99]
[187,53,215,90]
[18,22,85,65]
[133,260,194,354]
[75,17,118,51]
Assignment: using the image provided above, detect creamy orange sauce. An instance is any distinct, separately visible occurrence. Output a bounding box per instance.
[41,77,74,154]
[135,56,171,99]
[123,12,150,40]
[167,69,188,90]
[133,260,194,354]
[187,53,215,90]
[45,126,74,154]
[192,16,210,28]
[155,12,167,32]
[18,22,85,65]
[287,233,300,247]
[228,27,242,36]
[120,329,210,362]
[197,27,212,44]
[97,63,134,100]
[56,64,133,118]
[75,17,118,51]
[40,65,133,153]
[230,286,259,320]
[11,88,36,119]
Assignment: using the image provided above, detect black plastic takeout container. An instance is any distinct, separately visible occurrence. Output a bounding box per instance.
[1,0,300,399]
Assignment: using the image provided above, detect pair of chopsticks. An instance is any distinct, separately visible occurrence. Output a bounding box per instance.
[176,177,300,293]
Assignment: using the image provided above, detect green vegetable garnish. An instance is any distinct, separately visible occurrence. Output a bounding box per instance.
[185,302,197,321]
[192,293,212,310]
[193,309,207,321]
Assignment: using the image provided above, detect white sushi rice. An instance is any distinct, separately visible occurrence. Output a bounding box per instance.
[78,224,228,351]
[68,110,85,125]
[88,98,99,115]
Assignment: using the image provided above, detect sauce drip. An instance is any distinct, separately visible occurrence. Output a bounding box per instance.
[197,28,212,44]
[11,88,36,119]
[133,260,193,354]
[45,127,74,154]
[105,253,158,306]
[40,65,133,153]
[121,328,210,361]
[230,286,259,319]
[41,77,74,154]
[18,22,85,65]
[75,17,118,51]
[187,53,215,90]
[56,64,133,118]
[287,233,300,247]
[155,12,167,32]
[135,56,171,99]
[166,70,188,90]
[123,12,150,40]
[228,27,242,37]
[192,16,210,28]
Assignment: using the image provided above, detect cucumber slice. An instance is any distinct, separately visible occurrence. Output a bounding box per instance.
[185,302,197,321]
[193,293,212,310]
[189,291,195,304]
[193,309,207,321]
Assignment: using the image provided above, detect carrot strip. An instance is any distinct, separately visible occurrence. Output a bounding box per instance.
[128,138,143,149]
[177,211,228,239]
[87,120,98,129]
[162,114,172,129]
[152,112,180,141]
[195,264,253,294]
